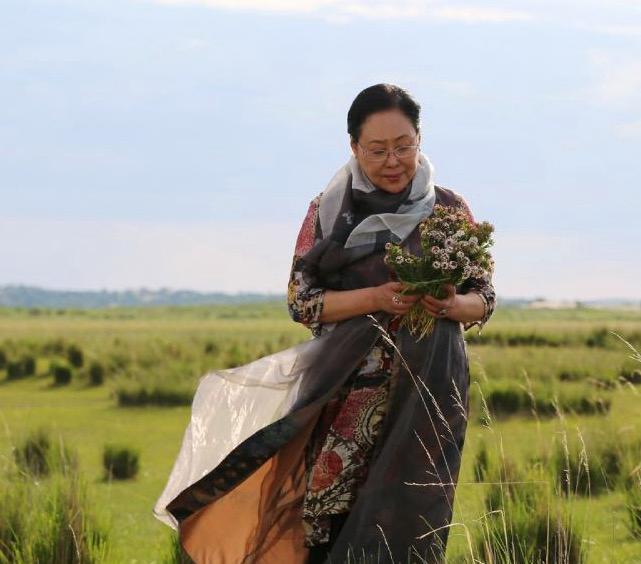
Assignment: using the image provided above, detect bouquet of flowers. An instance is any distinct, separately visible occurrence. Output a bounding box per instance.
[384,203,495,340]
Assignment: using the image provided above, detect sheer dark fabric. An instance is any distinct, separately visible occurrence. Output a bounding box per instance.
[160,180,491,563]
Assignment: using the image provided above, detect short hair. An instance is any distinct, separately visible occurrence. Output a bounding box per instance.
[347,83,421,143]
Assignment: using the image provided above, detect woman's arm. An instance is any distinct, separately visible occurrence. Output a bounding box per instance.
[287,197,327,335]
[319,282,418,324]
[454,194,496,331]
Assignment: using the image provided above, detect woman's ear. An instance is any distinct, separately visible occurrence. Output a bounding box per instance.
[350,138,358,157]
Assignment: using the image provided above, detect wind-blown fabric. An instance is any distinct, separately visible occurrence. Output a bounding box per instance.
[153,153,496,563]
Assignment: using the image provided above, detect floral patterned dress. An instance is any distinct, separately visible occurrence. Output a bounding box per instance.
[287,187,496,548]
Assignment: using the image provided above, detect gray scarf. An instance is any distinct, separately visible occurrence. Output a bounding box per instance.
[318,151,436,247]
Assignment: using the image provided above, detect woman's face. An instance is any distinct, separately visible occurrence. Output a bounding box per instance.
[350,108,421,194]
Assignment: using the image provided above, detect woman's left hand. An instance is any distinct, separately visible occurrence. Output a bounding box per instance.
[420,283,458,318]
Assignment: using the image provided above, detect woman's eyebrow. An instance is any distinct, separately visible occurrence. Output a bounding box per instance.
[367,134,413,144]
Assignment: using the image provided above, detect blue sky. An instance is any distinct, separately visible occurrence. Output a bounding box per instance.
[1,0,640,299]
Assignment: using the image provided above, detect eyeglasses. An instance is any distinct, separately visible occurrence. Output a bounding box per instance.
[357,141,420,162]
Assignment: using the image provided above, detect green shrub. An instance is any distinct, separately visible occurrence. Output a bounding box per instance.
[485,386,523,417]
[571,396,611,415]
[103,445,140,480]
[558,369,590,382]
[51,362,72,386]
[13,428,78,478]
[0,348,6,370]
[473,440,490,482]
[67,344,84,368]
[115,384,192,407]
[624,472,641,539]
[552,435,624,497]
[475,455,586,563]
[14,428,51,477]
[587,377,616,390]
[21,354,36,377]
[42,338,66,355]
[479,383,612,421]
[224,343,249,368]
[532,393,611,417]
[585,327,610,348]
[259,341,275,356]
[6,360,24,380]
[0,468,108,562]
[88,362,105,386]
[620,368,641,385]
[108,352,130,371]
[204,340,219,355]
[0,477,26,560]
[5,355,37,380]
[484,457,542,510]
[475,497,586,563]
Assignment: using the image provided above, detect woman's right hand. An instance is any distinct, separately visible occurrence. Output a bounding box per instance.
[373,281,419,315]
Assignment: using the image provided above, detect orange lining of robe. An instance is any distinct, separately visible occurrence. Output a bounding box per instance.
[180,413,321,563]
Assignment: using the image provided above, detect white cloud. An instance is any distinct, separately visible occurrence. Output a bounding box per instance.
[614,119,641,139]
[144,0,641,30]
[587,50,641,108]
[553,50,641,111]
[575,23,641,37]
[148,0,535,24]
[153,0,338,13]
[432,6,533,23]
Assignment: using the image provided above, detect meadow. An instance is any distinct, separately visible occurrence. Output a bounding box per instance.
[0,303,640,563]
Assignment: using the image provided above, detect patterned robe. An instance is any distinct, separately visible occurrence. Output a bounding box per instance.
[287,186,496,547]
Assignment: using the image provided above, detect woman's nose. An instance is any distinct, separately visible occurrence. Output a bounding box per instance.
[384,151,400,166]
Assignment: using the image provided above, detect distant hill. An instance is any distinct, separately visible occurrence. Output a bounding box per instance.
[0,285,285,308]
[0,285,638,310]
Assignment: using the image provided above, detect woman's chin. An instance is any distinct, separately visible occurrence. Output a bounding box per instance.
[377,179,407,194]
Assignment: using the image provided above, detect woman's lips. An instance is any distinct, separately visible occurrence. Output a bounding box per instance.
[384,174,402,182]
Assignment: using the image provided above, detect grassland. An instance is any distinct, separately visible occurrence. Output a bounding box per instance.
[0,303,640,563]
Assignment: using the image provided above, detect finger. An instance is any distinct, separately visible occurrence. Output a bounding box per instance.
[421,301,444,317]
[390,292,418,305]
[422,295,447,308]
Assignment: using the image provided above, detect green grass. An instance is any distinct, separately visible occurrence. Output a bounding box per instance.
[0,377,187,562]
[0,304,640,562]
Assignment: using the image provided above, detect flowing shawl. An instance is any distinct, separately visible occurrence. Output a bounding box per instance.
[153,153,471,563]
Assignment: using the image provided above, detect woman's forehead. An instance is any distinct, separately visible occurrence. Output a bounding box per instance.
[360,111,418,144]
[364,132,416,145]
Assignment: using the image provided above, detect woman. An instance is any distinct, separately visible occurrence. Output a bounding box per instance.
[154,83,495,564]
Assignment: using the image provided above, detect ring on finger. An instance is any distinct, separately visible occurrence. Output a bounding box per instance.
[392,294,402,306]
[438,307,448,316]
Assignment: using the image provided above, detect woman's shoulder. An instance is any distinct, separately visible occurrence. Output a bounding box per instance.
[294,193,323,256]
[299,192,323,215]
[434,184,476,223]
[434,184,465,206]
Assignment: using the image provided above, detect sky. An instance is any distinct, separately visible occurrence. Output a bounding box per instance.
[1,0,640,299]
